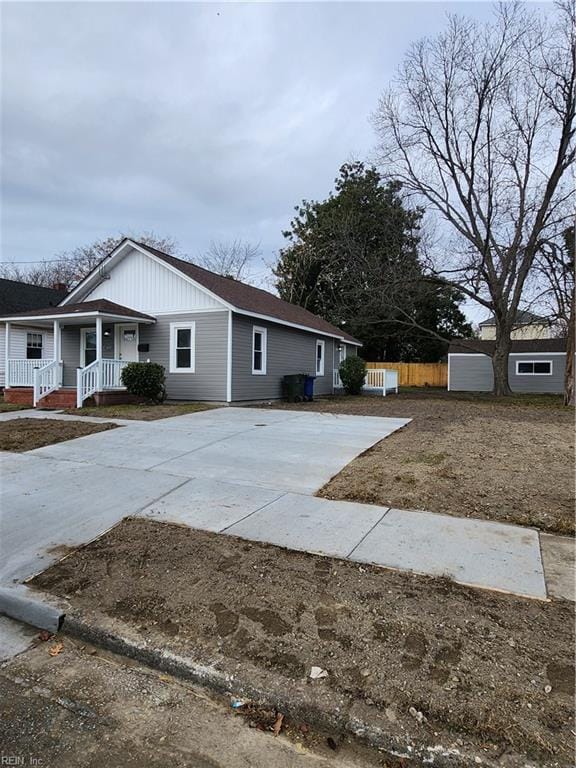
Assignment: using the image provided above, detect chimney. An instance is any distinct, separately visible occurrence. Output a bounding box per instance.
[53,282,68,293]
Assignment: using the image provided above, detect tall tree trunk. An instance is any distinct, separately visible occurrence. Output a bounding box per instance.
[564,285,575,406]
[492,331,512,396]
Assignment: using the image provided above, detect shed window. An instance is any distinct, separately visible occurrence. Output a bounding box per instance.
[252,326,267,374]
[170,322,195,373]
[516,360,552,375]
[316,340,325,376]
[26,332,43,360]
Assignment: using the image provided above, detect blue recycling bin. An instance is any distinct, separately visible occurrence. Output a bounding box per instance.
[303,375,316,401]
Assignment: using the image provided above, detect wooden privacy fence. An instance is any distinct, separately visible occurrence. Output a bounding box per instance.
[366,362,448,388]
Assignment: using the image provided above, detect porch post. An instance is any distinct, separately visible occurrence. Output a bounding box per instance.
[53,320,60,362]
[53,319,61,386]
[95,316,103,392]
[4,322,10,389]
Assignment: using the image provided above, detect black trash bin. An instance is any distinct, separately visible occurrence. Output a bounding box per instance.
[303,375,316,401]
[282,374,305,402]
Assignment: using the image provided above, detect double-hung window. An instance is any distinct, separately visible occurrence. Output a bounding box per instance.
[26,332,43,360]
[316,340,325,376]
[516,360,552,375]
[252,326,267,375]
[170,322,195,373]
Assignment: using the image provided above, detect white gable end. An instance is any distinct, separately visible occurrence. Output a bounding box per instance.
[82,247,224,314]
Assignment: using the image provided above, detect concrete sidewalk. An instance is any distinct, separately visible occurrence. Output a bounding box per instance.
[140,485,551,599]
[1,407,571,608]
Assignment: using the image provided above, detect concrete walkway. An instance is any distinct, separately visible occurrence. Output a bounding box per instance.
[1,407,571,607]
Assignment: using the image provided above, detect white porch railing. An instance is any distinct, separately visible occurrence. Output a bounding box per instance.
[101,359,129,389]
[77,358,129,407]
[76,359,100,408]
[33,360,62,406]
[6,359,52,387]
[333,367,399,397]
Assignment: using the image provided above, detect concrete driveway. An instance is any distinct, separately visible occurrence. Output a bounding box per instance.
[0,406,550,599]
[0,407,409,583]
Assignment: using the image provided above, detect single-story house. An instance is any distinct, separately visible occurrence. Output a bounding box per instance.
[478,310,553,341]
[0,278,68,387]
[448,338,569,393]
[2,239,360,407]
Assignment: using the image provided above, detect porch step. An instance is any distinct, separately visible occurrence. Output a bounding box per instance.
[37,388,78,409]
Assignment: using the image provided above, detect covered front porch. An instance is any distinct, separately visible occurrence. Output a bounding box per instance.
[3,299,155,408]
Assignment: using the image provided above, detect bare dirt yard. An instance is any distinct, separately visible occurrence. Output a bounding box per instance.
[265,392,574,536]
[64,401,219,420]
[0,417,117,452]
[32,518,574,767]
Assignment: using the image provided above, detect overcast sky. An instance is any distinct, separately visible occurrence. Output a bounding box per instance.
[2,1,499,309]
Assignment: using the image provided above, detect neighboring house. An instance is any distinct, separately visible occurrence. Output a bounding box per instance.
[1,239,360,407]
[0,278,67,387]
[478,310,553,340]
[448,338,569,393]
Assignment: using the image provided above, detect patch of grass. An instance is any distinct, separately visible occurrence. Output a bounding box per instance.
[398,388,566,408]
[63,402,220,421]
[394,473,417,486]
[0,418,117,452]
[403,451,447,466]
[0,402,30,412]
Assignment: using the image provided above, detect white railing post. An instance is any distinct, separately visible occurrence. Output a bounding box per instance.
[76,368,82,408]
[4,323,10,388]
[33,367,40,406]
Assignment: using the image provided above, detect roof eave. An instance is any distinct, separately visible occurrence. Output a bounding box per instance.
[1,310,156,324]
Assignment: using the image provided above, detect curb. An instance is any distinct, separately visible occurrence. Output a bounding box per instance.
[0,585,65,633]
[62,613,520,768]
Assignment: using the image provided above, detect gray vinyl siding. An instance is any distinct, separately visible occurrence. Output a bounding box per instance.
[449,353,567,393]
[509,354,566,393]
[231,314,336,401]
[139,312,228,401]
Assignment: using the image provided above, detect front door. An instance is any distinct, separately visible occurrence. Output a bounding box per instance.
[80,328,97,367]
[117,324,139,362]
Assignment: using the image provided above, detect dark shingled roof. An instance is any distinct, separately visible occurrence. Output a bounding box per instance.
[0,278,67,314]
[449,338,567,354]
[479,310,550,327]
[138,243,360,344]
[2,298,155,322]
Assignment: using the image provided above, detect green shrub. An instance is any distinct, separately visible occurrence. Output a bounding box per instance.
[120,362,166,403]
[339,356,366,395]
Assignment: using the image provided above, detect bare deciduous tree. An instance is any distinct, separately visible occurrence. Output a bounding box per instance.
[0,232,179,290]
[199,239,260,281]
[533,225,575,404]
[373,1,575,395]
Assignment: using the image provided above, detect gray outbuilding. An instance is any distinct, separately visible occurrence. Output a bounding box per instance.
[448,338,569,393]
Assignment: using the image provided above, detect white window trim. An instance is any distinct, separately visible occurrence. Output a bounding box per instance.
[170,321,196,374]
[515,359,553,376]
[316,339,325,376]
[252,326,267,375]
